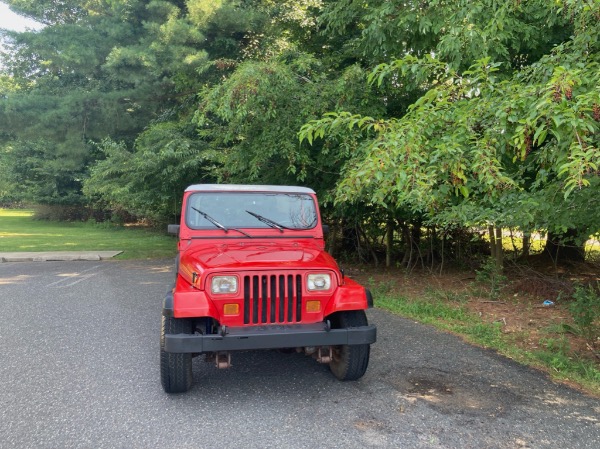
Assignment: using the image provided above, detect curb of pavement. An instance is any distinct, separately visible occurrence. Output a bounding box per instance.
[0,251,123,263]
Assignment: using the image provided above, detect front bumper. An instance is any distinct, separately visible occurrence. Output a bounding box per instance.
[163,322,377,353]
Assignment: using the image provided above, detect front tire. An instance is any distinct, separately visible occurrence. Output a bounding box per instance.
[329,310,370,381]
[160,315,193,393]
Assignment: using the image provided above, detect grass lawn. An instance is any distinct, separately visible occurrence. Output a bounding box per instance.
[0,209,176,259]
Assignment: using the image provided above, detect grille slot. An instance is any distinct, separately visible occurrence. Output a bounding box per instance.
[243,273,302,324]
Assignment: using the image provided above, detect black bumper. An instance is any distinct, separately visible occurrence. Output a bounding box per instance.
[163,322,377,353]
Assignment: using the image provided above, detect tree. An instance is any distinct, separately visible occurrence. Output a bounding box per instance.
[83,0,385,223]
[83,0,325,220]
[0,0,208,208]
[2,0,598,269]
[301,0,599,265]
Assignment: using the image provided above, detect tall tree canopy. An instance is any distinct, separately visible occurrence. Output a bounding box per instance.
[1,0,208,206]
[301,0,600,261]
[1,0,598,263]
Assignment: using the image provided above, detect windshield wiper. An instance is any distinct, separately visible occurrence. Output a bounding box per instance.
[246,210,287,233]
[192,207,228,231]
[191,207,252,238]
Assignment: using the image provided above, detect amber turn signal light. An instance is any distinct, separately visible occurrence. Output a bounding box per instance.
[306,300,321,313]
[223,303,239,315]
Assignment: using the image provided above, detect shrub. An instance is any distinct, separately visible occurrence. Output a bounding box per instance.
[33,204,90,221]
[569,283,600,341]
[475,257,507,299]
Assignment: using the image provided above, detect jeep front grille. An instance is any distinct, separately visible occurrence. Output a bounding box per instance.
[243,274,302,324]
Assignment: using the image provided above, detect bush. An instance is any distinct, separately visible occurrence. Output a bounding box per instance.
[475,257,507,299]
[33,204,90,221]
[569,283,600,341]
[32,204,141,224]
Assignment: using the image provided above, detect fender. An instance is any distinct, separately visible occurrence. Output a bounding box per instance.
[323,277,372,316]
[171,276,220,319]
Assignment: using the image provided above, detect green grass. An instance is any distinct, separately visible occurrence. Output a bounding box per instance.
[0,209,176,259]
[375,293,506,349]
[372,284,600,397]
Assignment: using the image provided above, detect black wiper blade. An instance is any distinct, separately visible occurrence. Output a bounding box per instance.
[191,207,228,232]
[245,210,286,232]
[230,227,252,238]
[192,207,251,237]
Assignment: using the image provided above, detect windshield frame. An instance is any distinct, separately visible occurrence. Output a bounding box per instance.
[185,191,319,232]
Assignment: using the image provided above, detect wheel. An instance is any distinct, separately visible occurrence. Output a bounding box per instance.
[329,310,370,381]
[160,315,193,393]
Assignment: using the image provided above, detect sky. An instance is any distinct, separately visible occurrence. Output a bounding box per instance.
[0,2,44,32]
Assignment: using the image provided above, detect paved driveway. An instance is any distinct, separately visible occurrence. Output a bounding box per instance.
[1,260,598,448]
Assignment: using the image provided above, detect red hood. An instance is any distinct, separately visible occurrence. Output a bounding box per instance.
[179,241,339,287]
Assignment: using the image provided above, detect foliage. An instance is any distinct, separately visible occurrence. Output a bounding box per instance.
[83,121,213,224]
[475,257,508,299]
[0,139,91,205]
[1,0,210,207]
[196,55,382,190]
[1,0,599,268]
[319,0,569,69]
[569,283,600,342]
[301,1,600,258]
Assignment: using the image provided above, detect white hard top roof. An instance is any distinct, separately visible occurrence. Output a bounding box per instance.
[185,184,315,194]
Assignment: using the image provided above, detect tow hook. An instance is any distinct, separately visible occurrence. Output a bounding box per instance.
[215,352,232,369]
[316,346,332,364]
[303,346,332,363]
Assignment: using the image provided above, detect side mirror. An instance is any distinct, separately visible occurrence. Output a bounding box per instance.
[167,224,180,236]
[322,224,330,235]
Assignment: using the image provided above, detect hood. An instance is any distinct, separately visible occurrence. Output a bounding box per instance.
[183,241,336,268]
[179,241,338,287]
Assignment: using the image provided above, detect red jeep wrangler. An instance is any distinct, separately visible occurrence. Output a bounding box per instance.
[161,184,376,393]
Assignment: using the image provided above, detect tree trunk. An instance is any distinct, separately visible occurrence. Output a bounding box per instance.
[522,233,530,258]
[400,221,422,269]
[488,226,496,259]
[385,218,394,268]
[488,226,503,269]
[495,227,503,270]
[326,221,339,257]
[356,224,378,266]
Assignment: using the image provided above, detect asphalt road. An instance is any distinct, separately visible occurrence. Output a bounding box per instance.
[1,260,599,449]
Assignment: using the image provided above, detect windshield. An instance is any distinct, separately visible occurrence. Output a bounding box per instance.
[186,192,318,230]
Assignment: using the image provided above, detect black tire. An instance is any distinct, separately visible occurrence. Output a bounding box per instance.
[329,310,370,381]
[160,315,193,393]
